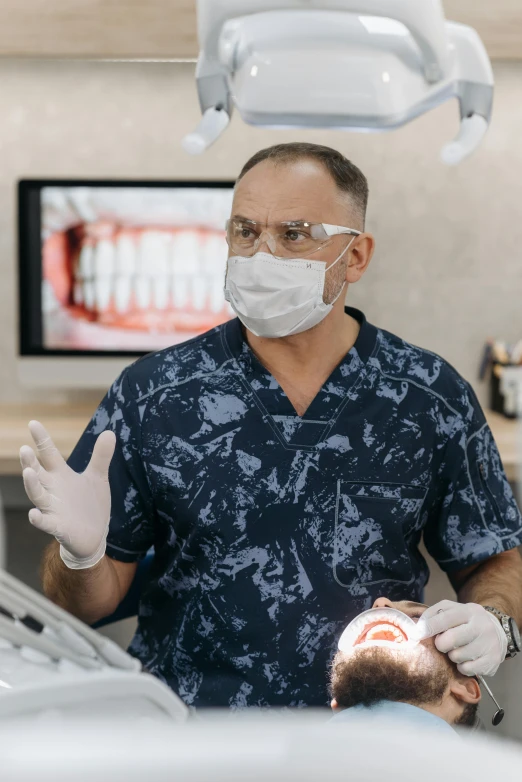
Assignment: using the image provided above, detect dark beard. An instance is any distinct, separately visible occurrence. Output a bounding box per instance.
[454,702,479,728]
[330,646,450,710]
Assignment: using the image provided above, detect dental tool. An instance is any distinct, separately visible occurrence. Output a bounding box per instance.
[477,675,505,726]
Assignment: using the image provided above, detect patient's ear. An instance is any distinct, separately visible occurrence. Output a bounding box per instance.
[331,698,341,712]
[450,676,481,705]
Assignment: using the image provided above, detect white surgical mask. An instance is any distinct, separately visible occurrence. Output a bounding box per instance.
[224,237,355,338]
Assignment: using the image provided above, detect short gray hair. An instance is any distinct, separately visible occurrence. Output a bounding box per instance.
[237,142,369,227]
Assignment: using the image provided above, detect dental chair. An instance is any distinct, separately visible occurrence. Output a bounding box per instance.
[0,566,186,723]
[1,708,521,782]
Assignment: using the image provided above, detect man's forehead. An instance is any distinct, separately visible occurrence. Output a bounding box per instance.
[233,159,353,224]
[232,191,337,224]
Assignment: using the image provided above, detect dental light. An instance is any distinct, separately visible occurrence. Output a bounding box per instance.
[183,0,494,165]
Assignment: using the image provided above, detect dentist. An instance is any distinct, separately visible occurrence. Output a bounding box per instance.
[20,143,522,708]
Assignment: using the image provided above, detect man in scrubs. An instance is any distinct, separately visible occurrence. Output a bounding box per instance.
[20,143,522,708]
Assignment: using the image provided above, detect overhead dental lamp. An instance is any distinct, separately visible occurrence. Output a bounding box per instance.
[182,0,494,165]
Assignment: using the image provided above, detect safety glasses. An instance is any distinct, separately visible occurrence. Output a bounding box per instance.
[226,218,361,259]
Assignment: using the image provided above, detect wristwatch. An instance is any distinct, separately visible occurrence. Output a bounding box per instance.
[484,606,522,658]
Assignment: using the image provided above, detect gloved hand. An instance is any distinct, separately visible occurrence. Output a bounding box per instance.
[415,599,508,677]
[19,420,116,570]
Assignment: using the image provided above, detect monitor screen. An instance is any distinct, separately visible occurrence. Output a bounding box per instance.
[19,180,236,356]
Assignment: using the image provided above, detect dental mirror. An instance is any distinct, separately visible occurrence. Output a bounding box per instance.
[477,675,505,726]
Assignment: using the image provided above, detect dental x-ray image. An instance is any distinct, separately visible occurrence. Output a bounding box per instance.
[19,181,235,354]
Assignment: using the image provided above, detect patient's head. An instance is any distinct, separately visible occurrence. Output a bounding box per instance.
[330,597,481,727]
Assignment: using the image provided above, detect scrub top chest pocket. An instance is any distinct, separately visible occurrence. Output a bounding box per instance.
[334,482,428,588]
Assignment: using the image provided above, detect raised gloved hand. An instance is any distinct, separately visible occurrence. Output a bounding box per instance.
[415,599,508,677]
[19,420,116,570]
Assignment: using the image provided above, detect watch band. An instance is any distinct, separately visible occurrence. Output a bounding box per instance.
[483,606,519,658]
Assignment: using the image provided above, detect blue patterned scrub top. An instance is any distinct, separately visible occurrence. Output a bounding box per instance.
[68,307,522,708]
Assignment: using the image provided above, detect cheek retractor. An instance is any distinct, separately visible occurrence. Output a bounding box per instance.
[338,608,420,653]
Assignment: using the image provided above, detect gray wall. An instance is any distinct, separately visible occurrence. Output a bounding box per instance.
[2,59,522,405]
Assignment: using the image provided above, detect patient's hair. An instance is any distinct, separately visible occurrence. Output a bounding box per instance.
[330,647,478,728]
[237,142,369,227]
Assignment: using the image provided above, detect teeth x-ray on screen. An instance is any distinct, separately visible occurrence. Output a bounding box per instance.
[40,185,235,352]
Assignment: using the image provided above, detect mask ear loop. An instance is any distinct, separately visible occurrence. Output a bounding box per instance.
[325,235,356,272]
[325,235,357,306]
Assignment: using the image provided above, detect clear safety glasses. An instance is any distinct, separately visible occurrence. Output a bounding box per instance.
[225,218,361,259]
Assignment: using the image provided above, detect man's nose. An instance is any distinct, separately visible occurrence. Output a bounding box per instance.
[372,597,394,609]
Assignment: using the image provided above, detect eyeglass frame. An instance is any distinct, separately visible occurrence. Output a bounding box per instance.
[225,218,362,259]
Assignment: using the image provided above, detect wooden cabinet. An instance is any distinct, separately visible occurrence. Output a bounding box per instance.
[0,0,198,59]
[0,1,519,59]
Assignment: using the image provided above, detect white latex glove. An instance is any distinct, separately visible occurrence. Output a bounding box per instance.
[415,599,508,677]
[19,420,116,570]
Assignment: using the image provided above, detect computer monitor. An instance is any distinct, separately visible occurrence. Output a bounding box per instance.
[19,179,236,359]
